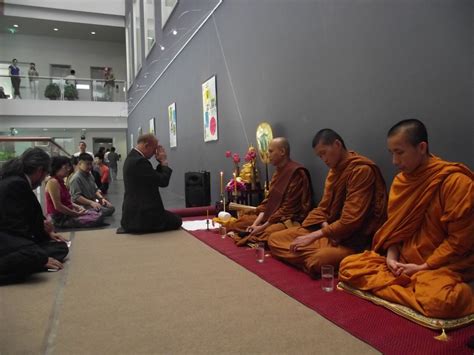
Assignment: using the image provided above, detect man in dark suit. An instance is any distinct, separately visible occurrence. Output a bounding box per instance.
[0,148,69,284]
[119,134,182,234]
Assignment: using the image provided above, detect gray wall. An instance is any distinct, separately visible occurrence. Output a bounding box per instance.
[127,0,474,205]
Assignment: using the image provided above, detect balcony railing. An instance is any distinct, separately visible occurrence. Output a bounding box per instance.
[0,75,127,102]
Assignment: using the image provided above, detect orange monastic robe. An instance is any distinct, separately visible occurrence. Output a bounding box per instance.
[268,152,387,277]
[339,156,474,318]
[226,161,312,244]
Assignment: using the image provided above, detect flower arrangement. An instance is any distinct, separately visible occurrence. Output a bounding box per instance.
[226,150,241,175]
[225,176,247,192]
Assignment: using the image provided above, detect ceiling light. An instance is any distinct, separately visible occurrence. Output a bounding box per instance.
[91,31,96,35]
[43,128,48,131]
[53,28,59,31]
[13,24,19,28]
[160,45,165,51]
[172,29,177,35]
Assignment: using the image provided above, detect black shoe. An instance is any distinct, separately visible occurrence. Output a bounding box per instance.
[116,227,127,234]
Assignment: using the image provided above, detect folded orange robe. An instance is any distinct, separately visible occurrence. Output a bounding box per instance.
[226,162,312,243]
[339,156,474,318]
[268,152,387,276]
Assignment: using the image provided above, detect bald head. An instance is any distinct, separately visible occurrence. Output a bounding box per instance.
[387,119,428,151]
[271,137,290,157]
[136,133,158,159]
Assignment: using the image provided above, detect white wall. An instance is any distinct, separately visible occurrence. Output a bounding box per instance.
[5,0,125,16]
[0,33,126,82]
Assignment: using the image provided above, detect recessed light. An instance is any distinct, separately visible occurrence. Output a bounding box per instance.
[160,45,165,51]
[91,31,96,35]
[43,128,48,131]
[53,28,59,31]
[13,24,19,28]
[172,29,177,35]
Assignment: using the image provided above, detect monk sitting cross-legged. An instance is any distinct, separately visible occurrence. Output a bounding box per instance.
[268,129,388,278]
[339,119,474,318]
[226,137,313,246]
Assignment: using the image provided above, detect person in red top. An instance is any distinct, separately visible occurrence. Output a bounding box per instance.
[45,156,104,228]
[95,154,110,194]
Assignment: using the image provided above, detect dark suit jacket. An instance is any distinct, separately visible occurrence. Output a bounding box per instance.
[121,149,173,231]
[0,175,49,254]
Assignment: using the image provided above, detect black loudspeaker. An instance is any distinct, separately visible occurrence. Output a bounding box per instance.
[185,171,211,207]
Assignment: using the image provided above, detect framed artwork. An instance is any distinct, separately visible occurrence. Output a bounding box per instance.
[202,75,218,142]
[149,117,155,134]
[168,102,177,148]
[130,133,134,149]
[161,0,178,29]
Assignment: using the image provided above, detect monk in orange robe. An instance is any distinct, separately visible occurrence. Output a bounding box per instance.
[339,119,474,318]
[268,129,387,278]
[227,137,312,246]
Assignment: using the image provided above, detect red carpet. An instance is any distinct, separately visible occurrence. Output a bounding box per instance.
[187,226,473,355]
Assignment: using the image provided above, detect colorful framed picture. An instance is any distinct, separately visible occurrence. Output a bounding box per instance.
[149,117,155,134]
[168,102,177,148]
[202,75,218,142]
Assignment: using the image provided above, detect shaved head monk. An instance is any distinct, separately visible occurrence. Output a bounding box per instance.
[268,129,387,278]
[339,119,474,318]
[227,137,312,246]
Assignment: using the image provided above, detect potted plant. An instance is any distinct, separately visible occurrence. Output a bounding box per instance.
[64,84,78,100]
[44,83,61,100]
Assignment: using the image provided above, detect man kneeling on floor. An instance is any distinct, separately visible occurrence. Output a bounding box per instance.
[0,148,69,284]
[268,129,388,278]
[69,153,115,217]
[118,134,182,234]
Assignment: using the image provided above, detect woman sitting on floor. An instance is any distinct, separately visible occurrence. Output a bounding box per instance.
[45,156,104,228]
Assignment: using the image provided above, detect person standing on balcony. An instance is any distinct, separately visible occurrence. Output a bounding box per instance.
[65,69,77,88]
[8,59,21,99]
[104,67,115,102]
[28,63,39,100]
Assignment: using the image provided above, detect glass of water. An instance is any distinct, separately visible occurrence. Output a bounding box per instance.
[256,242,265,263]
[321,265,334,292]
[219,226,227,239]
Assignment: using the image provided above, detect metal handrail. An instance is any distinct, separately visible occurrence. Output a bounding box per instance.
[0,74,125,83]
[0,136,71,157]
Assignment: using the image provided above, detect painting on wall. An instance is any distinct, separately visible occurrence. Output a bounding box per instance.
[161,0,178,29]
[149,118,155,134]
[202,75,218,142]
[168,102,177,148]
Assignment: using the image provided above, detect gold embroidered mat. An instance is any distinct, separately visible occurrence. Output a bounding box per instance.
[337,282,474,330]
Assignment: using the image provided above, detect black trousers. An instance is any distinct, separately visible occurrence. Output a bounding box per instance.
[10,76,21,97]
[123,211,182,234]
[0,232,69,284]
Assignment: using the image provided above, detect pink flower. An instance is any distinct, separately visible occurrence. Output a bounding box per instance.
[225,150,232,158]
[245,150,257,162]
[232,153,241,164]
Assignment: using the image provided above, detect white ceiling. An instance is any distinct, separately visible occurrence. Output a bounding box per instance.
[0,15,125,43]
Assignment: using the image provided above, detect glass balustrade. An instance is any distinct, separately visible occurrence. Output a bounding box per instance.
[0,75,126,102]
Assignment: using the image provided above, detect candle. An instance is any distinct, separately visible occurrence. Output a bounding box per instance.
[220,171,223,195]
[233,172,237,195]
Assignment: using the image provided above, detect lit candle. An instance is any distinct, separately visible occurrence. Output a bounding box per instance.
[220,171,223,195]
[233,172,237,195]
